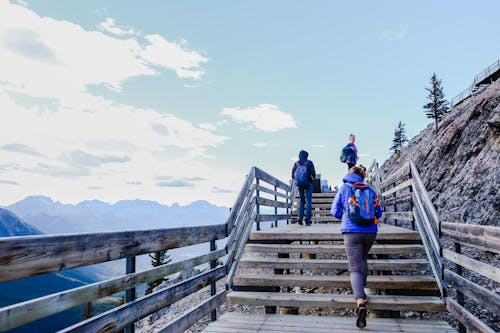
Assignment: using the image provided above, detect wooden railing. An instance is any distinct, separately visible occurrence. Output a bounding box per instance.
[375,159,499,333]
[0,166,294,333]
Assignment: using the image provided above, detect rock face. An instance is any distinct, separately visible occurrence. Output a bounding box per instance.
[381,80,500,225]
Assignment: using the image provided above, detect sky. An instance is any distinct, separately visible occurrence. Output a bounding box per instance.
[1,0,499,207]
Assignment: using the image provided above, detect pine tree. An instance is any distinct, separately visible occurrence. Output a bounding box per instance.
[423,73,449,132]
[145,249,171,295]
[82,302,93,319]
[390,121,408,157]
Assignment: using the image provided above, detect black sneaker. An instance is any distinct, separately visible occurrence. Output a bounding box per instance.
[305,220,312,226]
[356,303,367,328]
[296,219,303,225]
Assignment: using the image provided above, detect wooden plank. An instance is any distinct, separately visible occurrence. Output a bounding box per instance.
[233,273,438,290]
[441,222,500,254]
[238,258,429,271]
[256,214,291,222]
[383,211,414,221]
[58,266,226,333]
[0,225,226,283]
[380,162,410,190]
[256,197,291,209]
[254,167,290,191]
[225,200,256,274]
[384,194,412,205]
[226,167,255,234]
[225,193,255,254]
[0,250,226,331]
[409,161,440,230]
[202,313,456,333]
[443,248,500,283]
[446,298,495,333]
[412,192,441,255]
[244,243,425,255]
[381,179,412,198]
[255,184,289,199]
[443,268,500,314]
[227,291,445,312]
[157,290,226,333]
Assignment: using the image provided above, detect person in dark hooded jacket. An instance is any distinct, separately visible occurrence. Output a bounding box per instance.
[291,150,316,226]
[330,166,382,328]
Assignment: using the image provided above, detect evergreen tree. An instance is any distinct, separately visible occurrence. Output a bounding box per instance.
[82,302,93,319]
[390,121,409,157]
[145,249,171,295]
[423,73,449,132]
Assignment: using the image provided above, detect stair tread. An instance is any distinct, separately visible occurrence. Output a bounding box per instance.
[233,273,438,290]
[227,291,445,312]
[244,243,425,255]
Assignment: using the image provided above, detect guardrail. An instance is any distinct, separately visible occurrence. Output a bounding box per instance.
[0,166,295,332]
[451,58,500,107]
[376,159,499,333]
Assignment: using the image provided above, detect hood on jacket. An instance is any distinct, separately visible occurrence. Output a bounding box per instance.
[298,150,309,163]
[342,172,363,184]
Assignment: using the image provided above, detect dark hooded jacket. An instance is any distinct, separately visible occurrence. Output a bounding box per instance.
[291,150,316,183]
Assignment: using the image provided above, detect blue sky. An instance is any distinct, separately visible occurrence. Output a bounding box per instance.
[1,0,499,206]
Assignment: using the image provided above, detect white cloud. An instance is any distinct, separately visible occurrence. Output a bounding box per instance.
[253,142,269,147]
[97,18,139,36]
[221,104,297,132]
[379,25,408,42]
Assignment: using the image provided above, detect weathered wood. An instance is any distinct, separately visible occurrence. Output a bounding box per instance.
[0,225,226,282]
[225,167,255,234]
[255,214,291,222]
[0,250,225,331]
[58,266,226,333]
[225,200,256,274]
[383,211,414,221]
[238,258,429,271]
[412,192,441,255]
[380,162,410,190]
[157,290,226,333]
[244,243,425,255]
[256,197,291,209]
[442,248,500,283]
[233,274,438,290]
[254,184,289,199]
[202,313,456,333]
[441,222,500,254]
[254,167,290,191]
[227,292,445,312]
[446,298,495,333]
[384,194,412,206]
[381,179,412,198]
[443,269,500,314]
[409,161,440,230]
[413,205,445,297]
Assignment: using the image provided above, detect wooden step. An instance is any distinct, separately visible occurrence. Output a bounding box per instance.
[233,274,438,290]
[244,243,425,255]
[238,258,429,271]
[202,313,456,333]
[227,291,445,312]
[295,198,334,204]
[296,193,336,199]
[249,224,421,242]
[292,209,334,216]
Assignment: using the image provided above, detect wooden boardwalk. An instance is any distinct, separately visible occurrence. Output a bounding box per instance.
[202,313,455,333]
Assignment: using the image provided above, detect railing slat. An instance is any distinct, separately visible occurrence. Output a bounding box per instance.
[441,222,500,254]
[57,266,226,333]
[381,179,412,198]
[442,248,500,283]
[254,167,290,191]
[446,298,495,333]
[383,211,413,222]
[0,250,225,331]
[379,162,410,190]
[256,214,291,222]
[156,291,226,333]
[0,224,226,282]
[256,197,291,209]
[254,184,289,199]
[226,167,256,234]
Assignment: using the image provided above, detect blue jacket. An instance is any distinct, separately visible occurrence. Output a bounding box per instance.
[331,173,382,233]
[342,143,357,164]
[291,150,316,183]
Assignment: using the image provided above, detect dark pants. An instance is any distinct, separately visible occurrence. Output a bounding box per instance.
[298,182,313,224]
[347,162,356,171]
[343,232,377,300]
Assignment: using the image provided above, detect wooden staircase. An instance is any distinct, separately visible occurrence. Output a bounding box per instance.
[226,192,447,327]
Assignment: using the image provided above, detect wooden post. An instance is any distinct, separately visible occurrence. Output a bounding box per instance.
[454,242,466,333]
[125,256,136,333]
[274,185,278,228]
[286,188,290,225]
[210,240,217,322]
[256,178,261,231]
[392,181,398,227]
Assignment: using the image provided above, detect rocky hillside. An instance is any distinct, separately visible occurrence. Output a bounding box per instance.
[0,208,42,236]
[381,80,499,225]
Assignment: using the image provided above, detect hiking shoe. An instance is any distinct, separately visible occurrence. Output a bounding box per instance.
[297,219,303,225]
[305,220,312,226]
[356,303,367,328]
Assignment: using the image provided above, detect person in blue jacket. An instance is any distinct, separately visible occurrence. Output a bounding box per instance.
[331,165,382,328]
[291,150,316,226]
[342,134,358,171]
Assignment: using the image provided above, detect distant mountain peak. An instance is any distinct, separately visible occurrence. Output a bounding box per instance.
[0,208,43,236]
